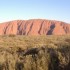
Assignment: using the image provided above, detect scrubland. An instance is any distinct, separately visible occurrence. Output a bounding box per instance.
[0,35,70,70]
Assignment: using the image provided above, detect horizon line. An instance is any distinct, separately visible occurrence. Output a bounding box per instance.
[0,18,69,24]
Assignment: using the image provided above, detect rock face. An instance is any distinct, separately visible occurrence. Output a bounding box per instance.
[0,19,70,35]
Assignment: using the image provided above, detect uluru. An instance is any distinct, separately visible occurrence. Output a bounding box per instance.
[0,19,70,35]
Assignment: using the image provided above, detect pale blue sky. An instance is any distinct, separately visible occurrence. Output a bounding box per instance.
[0,0,70,23]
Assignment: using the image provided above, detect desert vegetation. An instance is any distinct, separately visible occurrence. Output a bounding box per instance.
[0,35,70,70]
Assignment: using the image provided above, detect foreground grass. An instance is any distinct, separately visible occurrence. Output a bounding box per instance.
[0,35,70,70]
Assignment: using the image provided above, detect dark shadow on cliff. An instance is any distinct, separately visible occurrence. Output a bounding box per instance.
[47,24,55,35]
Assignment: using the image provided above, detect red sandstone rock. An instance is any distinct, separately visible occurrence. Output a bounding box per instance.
[0,19,70,35]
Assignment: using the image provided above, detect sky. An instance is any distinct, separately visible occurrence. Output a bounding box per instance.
[0,0,70,23]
